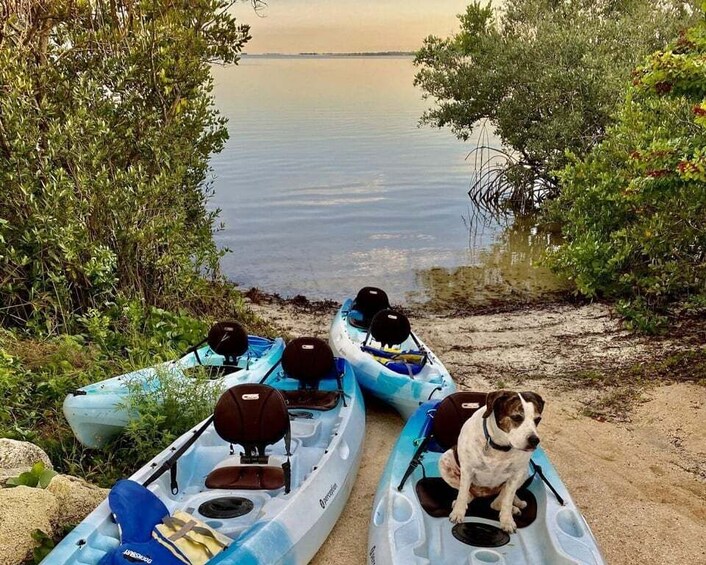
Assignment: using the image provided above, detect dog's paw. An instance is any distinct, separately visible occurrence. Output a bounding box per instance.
[512,505,522,516]
[449,506,466,524]
[514,497,528,510]
[500,514,517,533]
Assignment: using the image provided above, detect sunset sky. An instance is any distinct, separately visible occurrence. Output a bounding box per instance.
[231,0,470,54]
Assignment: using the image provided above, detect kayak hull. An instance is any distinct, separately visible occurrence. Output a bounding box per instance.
[330,299,456,419]
[44,358,365,565]
[368,400,605,565]
[63,336,285,448]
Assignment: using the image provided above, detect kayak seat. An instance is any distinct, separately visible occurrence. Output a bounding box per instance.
[281,389,340,411]
[205,383,291,492]
[363,311,428,375]
[206,465,285,490]
[432,392,489,451]
[369,309,412,348]
[208,321,249,364]
[415,477,537,527]
[349,287,390,329]
[280,337,341,411]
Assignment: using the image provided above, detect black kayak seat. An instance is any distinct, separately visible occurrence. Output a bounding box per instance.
[280,337,341,411]
[349,287,390,329]
[205,383,290,491]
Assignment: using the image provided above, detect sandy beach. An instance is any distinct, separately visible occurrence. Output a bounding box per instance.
[247,296,706,565]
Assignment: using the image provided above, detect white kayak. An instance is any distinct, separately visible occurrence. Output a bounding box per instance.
[368,393,605,564]
[329,290,456,419]
[64,321,285,448]
[43,337,365,565]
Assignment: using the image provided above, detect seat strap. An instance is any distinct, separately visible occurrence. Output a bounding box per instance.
[283,423,292,494]
[397,435,430,491]
[520,460,565,506]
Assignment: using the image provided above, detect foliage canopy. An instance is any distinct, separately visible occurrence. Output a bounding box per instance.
[0,0,250,333]
[414,0,695,211]
[549,10,706,331]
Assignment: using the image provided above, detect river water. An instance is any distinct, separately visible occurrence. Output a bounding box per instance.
[210,56,563,304]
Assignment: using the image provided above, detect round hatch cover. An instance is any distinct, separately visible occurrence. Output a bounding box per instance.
[451,522,510,547]
[199,497,254,519]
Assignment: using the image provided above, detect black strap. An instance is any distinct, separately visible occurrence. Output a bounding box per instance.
[143,414,214,488]
[170,463,178,495]
[259,359,281,384]
[521,460,565,506]
[283,423,292,494]
[186,337,209,365]
[397,435,430,491]
[335,370,347,407]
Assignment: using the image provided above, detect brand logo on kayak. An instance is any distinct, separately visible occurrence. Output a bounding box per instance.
[242,393,260,400]
[122,550,152,564]
[302,344,314,350]
[369,545,376,565]
[387,314,398,320]
[462,402,480,409]
[319,482,338,509]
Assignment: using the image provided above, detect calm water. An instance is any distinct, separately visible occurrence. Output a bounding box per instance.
[210,57,562,304]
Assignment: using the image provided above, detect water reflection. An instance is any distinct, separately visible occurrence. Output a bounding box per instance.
[410,215,569,308]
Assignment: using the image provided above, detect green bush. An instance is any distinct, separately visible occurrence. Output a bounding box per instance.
[414,0,695,210]
[120,365,224,464]
[0,0,250,333]
[0,301,220,485]
[549,10,706,330]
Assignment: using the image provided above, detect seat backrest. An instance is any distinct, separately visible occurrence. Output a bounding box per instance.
[281,337,335,387]
[213,384,289,457]
[432,392,488,449]
[208,321,249,360]
[369,309,411,347]
[353,287,390,322]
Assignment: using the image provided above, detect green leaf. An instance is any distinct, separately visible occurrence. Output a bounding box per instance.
[39,469,58,488]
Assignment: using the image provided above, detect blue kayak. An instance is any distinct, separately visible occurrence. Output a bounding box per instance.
[369,393,605,564]
[44,337,365,564]
[64,321,285,448]
[330,293,456,419]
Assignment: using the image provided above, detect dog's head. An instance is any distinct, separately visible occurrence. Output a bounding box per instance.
[482,390,545,451]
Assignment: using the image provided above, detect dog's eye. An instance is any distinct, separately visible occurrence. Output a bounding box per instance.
[511,414,523,423]
[534,417,542,425]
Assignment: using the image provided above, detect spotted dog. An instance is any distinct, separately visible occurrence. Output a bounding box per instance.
[439,390,545,533]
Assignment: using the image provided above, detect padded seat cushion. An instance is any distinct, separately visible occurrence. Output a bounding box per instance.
[205,465,284,490]
[415,477,537,528]
[281,389,340,411]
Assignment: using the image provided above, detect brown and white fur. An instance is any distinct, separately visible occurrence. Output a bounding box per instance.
[439,390,545,533]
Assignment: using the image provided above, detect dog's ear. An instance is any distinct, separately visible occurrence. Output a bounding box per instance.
[521,391,545,414]
[483,390,514,418]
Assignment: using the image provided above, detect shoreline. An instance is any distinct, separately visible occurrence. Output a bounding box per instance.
[243,293,706,565]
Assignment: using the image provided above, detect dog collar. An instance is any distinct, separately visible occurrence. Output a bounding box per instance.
[483,417,512,452]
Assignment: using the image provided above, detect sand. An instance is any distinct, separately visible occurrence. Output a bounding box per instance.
[248,297,706,565]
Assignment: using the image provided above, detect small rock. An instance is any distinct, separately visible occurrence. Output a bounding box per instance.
[46,474,109,524]
[0,486,58,565]
[0,439,52,471]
